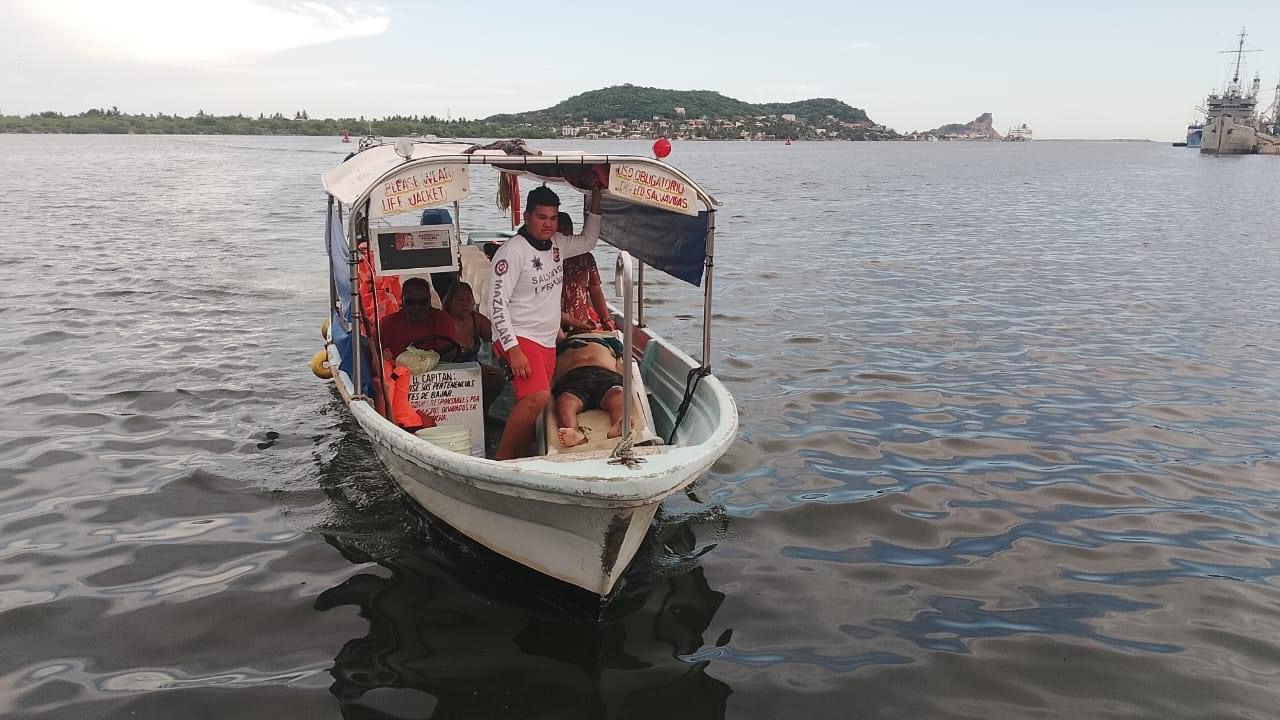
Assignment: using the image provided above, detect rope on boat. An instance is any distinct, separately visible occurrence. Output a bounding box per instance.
[496,172,511,215]
[667,365,711,446]
[608,433,641,467]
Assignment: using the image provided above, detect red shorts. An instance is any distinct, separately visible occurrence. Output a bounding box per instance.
[495,337,556,399]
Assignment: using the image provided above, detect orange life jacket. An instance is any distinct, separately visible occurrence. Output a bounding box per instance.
[384,356,435,430]
[356,242,402,339]
[353,242,411,426]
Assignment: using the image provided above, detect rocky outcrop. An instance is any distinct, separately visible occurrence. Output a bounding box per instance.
[928,113,1002,140]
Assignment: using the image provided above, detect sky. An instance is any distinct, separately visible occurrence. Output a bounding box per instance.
[3,1,1280,140]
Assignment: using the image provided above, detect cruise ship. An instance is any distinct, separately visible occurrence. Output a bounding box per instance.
[1201,28,1280,155]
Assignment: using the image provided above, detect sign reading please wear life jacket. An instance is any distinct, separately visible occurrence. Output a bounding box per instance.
[374,164,470,217]
[608,162,698,217]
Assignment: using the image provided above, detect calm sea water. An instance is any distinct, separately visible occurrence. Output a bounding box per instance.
[1,135,1279,719]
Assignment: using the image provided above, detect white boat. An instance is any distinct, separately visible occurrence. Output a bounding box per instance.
[317,139,738,595]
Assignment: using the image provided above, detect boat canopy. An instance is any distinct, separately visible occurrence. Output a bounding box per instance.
[321,140,720,286]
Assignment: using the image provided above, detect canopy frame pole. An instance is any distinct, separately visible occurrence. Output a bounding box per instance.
[325,197,337,324]
[349,205,366,401]
[663,208,717,446]
[610,251,642,467]
[701,209,716,369]
[636,262,645,328]
[452,200,463,276]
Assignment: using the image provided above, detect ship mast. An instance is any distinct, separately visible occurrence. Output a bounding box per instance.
[1219,26,1260,88]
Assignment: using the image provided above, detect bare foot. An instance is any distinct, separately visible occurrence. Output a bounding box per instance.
[558,427,588,447]
[607,418,636,439]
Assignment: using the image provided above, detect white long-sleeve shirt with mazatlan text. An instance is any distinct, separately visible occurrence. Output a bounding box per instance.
[490,212,601,350]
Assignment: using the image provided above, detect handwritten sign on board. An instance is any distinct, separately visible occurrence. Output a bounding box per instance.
[608,162,698,216]
[377,165,470,216]
[408,363,485,457]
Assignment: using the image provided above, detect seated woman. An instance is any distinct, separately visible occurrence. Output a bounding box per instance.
[558,212,615,334]
[442,282,506,418]
[552,334,628,448]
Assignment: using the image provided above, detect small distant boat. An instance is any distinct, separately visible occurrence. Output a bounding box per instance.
[342,130,351,143]
[1185,123,1203,148]
[784,137,792,145]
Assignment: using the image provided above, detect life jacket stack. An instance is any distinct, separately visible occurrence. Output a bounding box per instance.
[355,243,409,427]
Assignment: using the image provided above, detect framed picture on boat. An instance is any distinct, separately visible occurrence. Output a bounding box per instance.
[372,225,458,276]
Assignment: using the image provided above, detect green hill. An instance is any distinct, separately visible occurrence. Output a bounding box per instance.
[485,84,873,125]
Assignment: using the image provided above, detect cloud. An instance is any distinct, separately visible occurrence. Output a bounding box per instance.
[15,0,389,66]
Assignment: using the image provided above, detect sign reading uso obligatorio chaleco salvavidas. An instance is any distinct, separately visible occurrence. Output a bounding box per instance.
[608,163,698,217]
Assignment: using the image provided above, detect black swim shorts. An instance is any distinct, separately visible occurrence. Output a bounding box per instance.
[553,366,623,410]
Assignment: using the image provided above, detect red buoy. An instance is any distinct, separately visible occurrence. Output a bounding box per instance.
[652,137,671,159]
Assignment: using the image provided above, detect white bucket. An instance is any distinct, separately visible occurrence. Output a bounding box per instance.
[415,426,472,454]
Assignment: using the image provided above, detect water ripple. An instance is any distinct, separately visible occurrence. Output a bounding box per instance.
[3,136,1280,718]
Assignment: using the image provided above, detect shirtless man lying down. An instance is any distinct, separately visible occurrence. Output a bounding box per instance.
[552,334,628,448]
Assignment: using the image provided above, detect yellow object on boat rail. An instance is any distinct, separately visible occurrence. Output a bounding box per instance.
[310,350,333,379]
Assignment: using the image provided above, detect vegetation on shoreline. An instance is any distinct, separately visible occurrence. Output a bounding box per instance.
[1,86,895,140]
[485,85,872,125]
[0,107,554,138]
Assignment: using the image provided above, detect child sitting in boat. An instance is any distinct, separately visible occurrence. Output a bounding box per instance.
[552,333,627,448]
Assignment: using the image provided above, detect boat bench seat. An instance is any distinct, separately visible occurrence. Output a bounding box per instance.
[540,356,661,457]
[459,245,492,314]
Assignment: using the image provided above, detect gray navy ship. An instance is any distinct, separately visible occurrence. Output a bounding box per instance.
[1201,27,1280,155]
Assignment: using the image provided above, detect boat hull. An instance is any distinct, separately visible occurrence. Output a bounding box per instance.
[374,438,659,594]
[1201,116,1280,155]
[324,324,736,596]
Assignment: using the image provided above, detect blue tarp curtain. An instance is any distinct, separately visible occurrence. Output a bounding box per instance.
[598,198,709,287]
[492,161,710,286]
[327,202,373,396]
[328,203,351,321]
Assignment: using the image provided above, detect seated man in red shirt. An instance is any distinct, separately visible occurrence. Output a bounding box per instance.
[379,277,460,360]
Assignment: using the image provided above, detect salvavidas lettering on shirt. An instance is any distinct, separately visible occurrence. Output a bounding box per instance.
[489,212,602,350]
[531,266,563,296]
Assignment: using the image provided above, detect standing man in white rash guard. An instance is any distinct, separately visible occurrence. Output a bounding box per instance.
[490,183,603,459]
